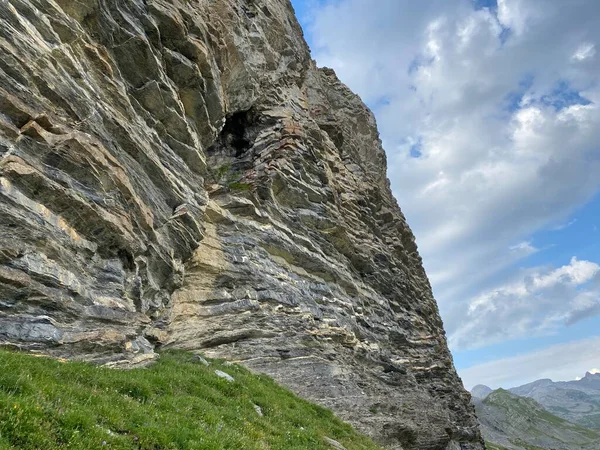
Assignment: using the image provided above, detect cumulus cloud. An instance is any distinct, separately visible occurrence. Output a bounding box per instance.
[459,336,600,389]
[450,257,600,349]
[308,0,600,348]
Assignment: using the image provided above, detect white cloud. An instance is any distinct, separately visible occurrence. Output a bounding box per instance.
[308,0,600,348]
[459,336,600,390]
[509,241,538,256]
[551,219,577,231]
[572,42,596,62]
[450,257,600,349]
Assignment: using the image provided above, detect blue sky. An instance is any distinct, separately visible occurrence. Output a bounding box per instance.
[290,0,600,389]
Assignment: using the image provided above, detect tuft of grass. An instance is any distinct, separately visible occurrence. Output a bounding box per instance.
[228,182,251,192]
[0,349,382,450]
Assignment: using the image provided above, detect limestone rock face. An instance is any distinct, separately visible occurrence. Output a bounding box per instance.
[0,0,483,448]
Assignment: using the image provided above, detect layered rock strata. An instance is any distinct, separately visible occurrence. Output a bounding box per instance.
[0,0,483,448]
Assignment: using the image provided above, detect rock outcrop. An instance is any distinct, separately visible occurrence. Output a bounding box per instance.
[0,0,483,448]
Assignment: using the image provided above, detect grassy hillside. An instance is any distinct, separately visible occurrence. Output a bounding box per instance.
[0,349,382,450]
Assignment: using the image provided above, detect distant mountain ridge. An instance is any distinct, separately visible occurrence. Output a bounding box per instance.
[509,372,600,429]
[471,384,493,400]
[474,389,600,450]
[472,372,600,449]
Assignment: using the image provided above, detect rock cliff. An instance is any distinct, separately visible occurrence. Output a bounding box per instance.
[0,0,483,448]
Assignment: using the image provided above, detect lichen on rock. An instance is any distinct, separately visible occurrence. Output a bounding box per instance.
[0,0,483,448]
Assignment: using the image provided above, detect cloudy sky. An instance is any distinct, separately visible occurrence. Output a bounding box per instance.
[290,0,600,389]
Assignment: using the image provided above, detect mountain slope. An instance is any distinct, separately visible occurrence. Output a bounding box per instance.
[0,0,482,448]
[475,389,600,450]
[510,373,600,429]
[471,385,493,400]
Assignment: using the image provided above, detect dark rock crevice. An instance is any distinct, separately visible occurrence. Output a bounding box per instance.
[208,109,259,159]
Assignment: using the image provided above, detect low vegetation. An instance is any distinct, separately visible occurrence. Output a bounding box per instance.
[0,349,381,450]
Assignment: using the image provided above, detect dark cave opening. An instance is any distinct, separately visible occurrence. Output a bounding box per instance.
[209,109,256,158]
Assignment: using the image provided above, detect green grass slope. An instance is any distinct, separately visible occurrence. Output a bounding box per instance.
[0,350,382,450]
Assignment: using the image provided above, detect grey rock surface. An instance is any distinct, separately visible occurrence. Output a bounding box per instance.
[253,403,263,417]
[325,436,350,450]
[192,354,210,366]
[214,369,234,383]
[0,0,483,448]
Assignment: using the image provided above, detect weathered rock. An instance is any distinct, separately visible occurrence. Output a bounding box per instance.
[192,354,210,366]
[253,403,264,417]
[325,436,349,450]
[0,0,483,448]
[214,369,234,383]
